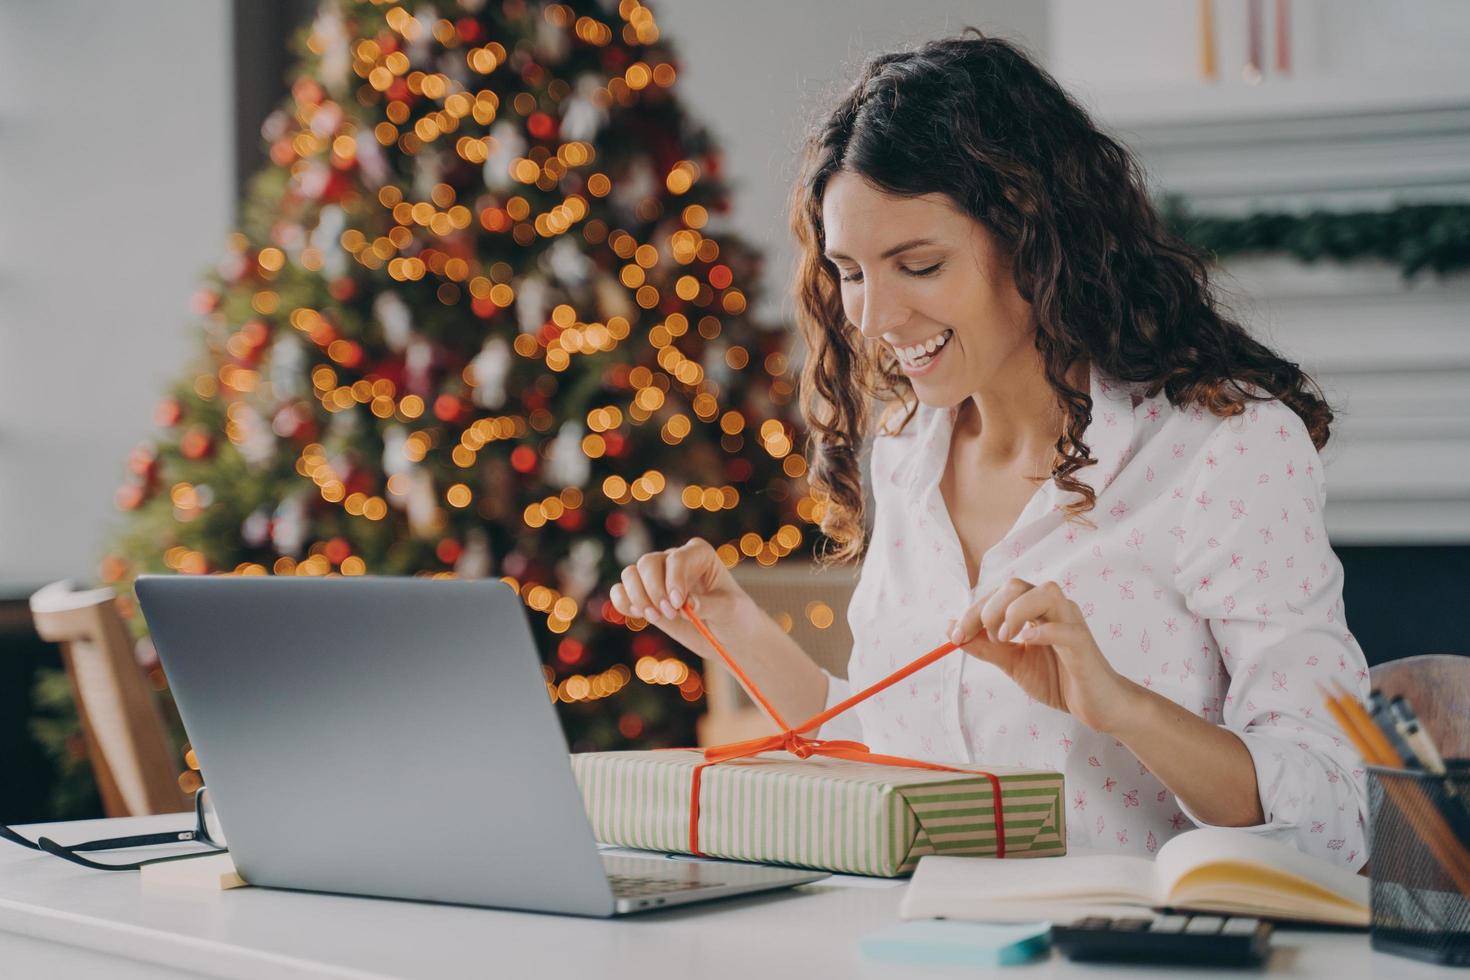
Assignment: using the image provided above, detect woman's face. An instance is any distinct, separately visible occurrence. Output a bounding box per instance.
[820,171,1034,407]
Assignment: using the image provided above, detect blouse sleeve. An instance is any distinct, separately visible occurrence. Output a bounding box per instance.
[1172,401,1370,870]
[815,668,864,741]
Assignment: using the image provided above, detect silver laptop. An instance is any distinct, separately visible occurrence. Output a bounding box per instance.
[134,574,826,915]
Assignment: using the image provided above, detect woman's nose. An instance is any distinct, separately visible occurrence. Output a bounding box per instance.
[856,283,906,341]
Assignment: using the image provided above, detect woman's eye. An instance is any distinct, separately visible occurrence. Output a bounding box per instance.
[838,270,864,284]
[905,262,943,278]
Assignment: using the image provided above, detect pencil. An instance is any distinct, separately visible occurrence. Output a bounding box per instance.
[1321,685,1470,896]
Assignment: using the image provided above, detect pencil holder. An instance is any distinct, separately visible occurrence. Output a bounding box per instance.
[1368,763,1470,966]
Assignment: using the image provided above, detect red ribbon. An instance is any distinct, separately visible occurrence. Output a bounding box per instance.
[673,603,1006,860]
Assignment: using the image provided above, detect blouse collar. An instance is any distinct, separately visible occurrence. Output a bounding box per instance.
[896,361,1141,508]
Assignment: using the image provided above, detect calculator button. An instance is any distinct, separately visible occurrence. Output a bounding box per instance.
[1150,915,1189,933]
[1183,916,1226,934]
[1220,917,1262,935]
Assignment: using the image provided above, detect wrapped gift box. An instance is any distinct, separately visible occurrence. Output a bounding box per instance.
[570,749,1066,877]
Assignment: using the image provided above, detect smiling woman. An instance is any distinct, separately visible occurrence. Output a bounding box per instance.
[613,31,1371,869]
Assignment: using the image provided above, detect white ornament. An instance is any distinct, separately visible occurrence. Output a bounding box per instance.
[515,275,550,334]
[559,75,608,142]
[455,527,494,579]
[309,102,342,139]
[269,334,306,399]
[406,337,435,395]
[556,537,605,604]
[545,237,592,287]
[656,481,690,525]
[235,405,277,468]
[312,7,351,99]
[374,292,414,352]
[545,420,591,488]
[355,131,389,187]
[613,517,653,567]
[483,121,527,192]
[241,508,271,547]
[405,469,442,538]
[536,16,571,63]
[470,337,512,409]
[272,493,308,556]
[382,424,411,478]
[611,157,657,214]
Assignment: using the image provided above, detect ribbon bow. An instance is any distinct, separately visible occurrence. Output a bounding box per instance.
[673,603,1006,859]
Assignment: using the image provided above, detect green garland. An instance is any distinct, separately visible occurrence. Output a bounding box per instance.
[1163,199,1470,278]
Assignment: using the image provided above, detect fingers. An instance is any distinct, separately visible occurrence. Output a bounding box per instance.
[950,578,1033,645]
[949,578,1080,647]
[612,539,723,626]
[663,538,711,614]
[636,551,679,621]
[995,580,1079,644]
[618,563,655,621]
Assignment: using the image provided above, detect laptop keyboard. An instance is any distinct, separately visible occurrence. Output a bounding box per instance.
[607,873,723,898]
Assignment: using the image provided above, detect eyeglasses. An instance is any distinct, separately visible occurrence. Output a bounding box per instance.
[1,786,228,871]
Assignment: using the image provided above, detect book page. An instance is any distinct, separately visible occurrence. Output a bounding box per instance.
[900,854,1156,921]
[1154,829,1367,922]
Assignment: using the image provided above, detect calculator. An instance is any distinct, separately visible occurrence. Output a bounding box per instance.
[1050,914,1273,966]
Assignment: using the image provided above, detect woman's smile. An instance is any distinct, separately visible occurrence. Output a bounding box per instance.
[893,327,954,375]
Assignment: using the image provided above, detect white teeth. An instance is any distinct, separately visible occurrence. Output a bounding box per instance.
[896,329,951,364]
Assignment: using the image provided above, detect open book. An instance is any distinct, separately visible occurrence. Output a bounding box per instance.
[901,828,1368,927]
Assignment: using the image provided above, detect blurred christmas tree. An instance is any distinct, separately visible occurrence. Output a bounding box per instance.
[39,0,821,812]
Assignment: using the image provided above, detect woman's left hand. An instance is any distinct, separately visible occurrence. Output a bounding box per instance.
[948,578,1140,735]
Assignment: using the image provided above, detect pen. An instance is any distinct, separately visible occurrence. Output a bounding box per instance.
[1387,696,1447,776]
[1367,690,1417,769]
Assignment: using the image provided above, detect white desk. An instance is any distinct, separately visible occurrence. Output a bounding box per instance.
[0,814,1444,979]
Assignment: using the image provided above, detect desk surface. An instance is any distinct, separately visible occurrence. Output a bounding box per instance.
[0,814,1444,980]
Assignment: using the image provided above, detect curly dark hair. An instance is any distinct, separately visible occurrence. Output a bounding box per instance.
[791,32,1333,563]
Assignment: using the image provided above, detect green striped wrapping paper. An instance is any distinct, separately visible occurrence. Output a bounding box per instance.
[569,749,1066,877]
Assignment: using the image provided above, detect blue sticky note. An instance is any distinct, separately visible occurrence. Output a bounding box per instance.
[861,919,1051,967]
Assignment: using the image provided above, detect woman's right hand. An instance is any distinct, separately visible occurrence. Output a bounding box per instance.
[608,537,747,649]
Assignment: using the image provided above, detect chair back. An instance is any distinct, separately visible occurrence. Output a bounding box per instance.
[697,561,859,746]
[1368,653,1470,760]
[29,581,185,816]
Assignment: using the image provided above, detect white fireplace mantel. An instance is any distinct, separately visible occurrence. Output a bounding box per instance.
[1057,65,1470,545]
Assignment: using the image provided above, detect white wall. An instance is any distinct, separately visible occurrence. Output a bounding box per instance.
[654,0,1050,323]
[0,1,233,583]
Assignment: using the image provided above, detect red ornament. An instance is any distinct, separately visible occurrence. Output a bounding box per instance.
[605,511,630,537]
[631,634,662,657]
[155,398,183,427]
[128,445,158,477]
[455,18,481,42]
[435,538,463,565]
[115,484,145,511]
[556,638,584,665]
[555,509,585,531]
[726,457,753,482]
[510,445,537,474]
[618,713,644,740]
[433,394,464,422]
[328,277,357,302]
[324,538,352,565]
[708,264,733,290]
[179,428,213,461]
[603,430,626,457]
[471,296,500,319]
[527,111,557,141]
